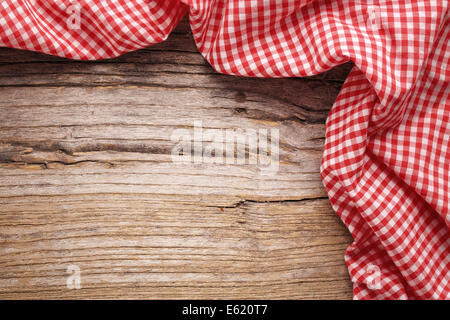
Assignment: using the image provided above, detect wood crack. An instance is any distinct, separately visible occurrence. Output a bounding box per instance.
[210,197,329,209]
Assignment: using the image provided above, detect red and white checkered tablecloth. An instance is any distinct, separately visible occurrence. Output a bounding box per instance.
[1,0,448,300]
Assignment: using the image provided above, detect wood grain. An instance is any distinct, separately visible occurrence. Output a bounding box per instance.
[0,18,354,299]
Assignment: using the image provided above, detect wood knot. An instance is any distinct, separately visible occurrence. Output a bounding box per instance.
[234,92,246,103]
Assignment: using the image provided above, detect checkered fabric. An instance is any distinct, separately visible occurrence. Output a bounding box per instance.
[1,0,448,299]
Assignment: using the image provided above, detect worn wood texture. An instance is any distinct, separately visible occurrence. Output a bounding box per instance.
[0,18,354,299]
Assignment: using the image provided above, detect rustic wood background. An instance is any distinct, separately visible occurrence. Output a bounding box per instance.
[0,18,354,299]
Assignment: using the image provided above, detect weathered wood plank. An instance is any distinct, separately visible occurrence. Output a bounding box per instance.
[0,194,352,299]
[0,18,354,299]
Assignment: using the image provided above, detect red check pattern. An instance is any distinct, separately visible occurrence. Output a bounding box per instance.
[1,0,448,299]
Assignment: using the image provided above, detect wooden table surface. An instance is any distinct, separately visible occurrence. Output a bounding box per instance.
[0,18,354,299]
